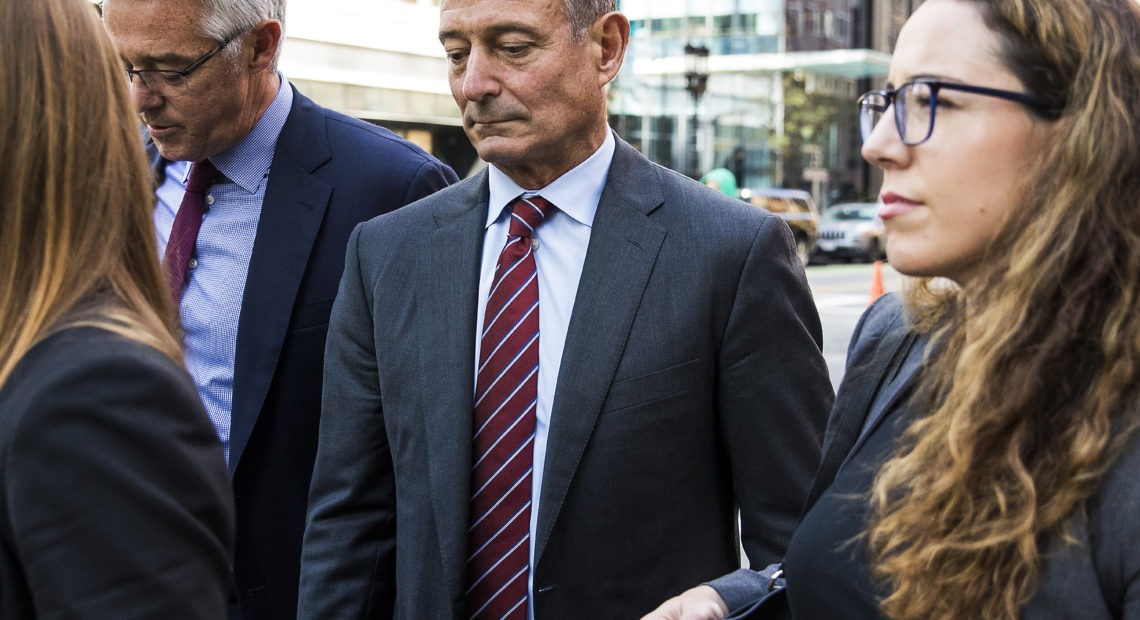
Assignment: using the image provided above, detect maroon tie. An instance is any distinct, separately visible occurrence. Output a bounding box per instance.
[466,195,552,620]
[163,160,219,303]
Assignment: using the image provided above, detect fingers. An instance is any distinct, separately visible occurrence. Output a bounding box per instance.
[641,585,729,620]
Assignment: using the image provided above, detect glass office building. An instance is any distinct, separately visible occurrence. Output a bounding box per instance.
[611,0,902,205]
[266,0,909,199]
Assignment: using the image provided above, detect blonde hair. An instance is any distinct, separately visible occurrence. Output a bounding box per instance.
[867,0,1140,617]
[0,0,181,387]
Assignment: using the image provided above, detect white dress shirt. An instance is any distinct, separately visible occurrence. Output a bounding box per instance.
[477,129,616,614]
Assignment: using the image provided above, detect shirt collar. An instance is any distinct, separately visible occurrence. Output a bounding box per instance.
[486,128,615,229]
[194,74,293,193]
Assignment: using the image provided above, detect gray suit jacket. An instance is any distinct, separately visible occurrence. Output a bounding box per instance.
[299,137,833,619]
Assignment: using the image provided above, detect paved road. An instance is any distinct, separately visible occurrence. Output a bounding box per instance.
[805,262,904,389]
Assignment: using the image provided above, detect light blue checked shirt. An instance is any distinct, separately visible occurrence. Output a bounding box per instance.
[480,129,615,617]
[154,77,293,462]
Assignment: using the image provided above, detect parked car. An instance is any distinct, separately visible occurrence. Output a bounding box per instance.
[740,187,819,267]
[812,202,887,263]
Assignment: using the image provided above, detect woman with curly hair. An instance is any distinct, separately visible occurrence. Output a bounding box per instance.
[0,0,234,616]
[646,0,1140,617]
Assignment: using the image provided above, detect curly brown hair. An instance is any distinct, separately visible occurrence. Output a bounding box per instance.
[866,0,1140,617]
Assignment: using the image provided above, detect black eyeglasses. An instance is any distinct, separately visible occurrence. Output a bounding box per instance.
[858,79,1063,146]
[125,32,240,98]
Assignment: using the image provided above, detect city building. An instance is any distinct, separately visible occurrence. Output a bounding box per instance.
[279,0,478,175]
[612,0,914,206]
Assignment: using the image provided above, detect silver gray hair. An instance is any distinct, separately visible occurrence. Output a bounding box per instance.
[198,0,286,67]
[564,0,614,41]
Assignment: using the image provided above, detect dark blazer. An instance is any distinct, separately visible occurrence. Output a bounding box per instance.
[719,294,1140,618]
[831,296,1140,619]
[0,327,234,619]
[708,293,918,614]
[299,137,833,619]
[150,86,457,619]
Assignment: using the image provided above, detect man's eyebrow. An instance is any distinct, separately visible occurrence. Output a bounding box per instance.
[123,50,197,68]
[439,22,544,41]
[485,22,543,38]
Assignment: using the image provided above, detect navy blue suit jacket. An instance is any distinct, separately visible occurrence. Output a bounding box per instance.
[151,86,457,619]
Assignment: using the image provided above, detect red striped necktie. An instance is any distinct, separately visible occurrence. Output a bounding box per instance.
[466,195,553,620]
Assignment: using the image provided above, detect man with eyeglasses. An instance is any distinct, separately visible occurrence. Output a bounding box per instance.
[102,1,458,618]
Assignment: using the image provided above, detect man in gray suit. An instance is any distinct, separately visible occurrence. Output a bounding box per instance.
[298,0,833,618]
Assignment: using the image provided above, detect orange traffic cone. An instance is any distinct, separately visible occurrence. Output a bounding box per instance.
[869,260,885,305]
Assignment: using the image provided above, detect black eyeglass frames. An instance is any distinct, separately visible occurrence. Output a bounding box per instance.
[125,32,241,98]
[857,79,1062,146]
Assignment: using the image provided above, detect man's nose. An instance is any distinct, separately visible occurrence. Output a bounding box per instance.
[461,48,500,102]
[129,76,163,112]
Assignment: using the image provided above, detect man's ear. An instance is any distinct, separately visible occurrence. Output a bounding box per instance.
[592,12,629,86]
[246,19,282,71]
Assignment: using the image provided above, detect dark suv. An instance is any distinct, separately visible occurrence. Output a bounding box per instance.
[740,188,819,267]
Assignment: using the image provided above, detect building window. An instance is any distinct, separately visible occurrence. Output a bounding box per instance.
[834,13,848,39]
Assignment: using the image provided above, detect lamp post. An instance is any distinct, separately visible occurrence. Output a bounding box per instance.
[683,42,710,179]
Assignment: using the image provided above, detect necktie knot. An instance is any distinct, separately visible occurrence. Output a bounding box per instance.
[185,159,220,195]
[508,195,552,239]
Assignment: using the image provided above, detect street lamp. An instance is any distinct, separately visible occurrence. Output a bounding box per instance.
[683,42,710,179]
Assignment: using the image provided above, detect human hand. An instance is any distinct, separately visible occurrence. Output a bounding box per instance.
[641,585,730,620]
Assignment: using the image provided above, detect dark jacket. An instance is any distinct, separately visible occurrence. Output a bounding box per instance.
[299,136,833,619]
[0,327,234,619]
[150,86,458,619]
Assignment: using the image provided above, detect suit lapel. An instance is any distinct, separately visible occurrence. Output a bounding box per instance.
[423,175,490,605]
[838,333,921,470]
[229,89,332,474]
[534,140,667,566]
[807,303,921,507]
